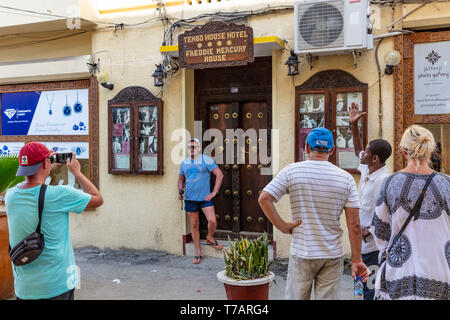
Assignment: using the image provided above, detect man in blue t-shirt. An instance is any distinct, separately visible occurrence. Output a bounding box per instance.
[178,138,224,264]
[5,142,103,300]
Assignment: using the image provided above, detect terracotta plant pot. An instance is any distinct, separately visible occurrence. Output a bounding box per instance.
[217,270,275,300]
[0,213,14,300]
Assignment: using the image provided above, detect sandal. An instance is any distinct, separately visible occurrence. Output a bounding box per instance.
[206,239,223,250]
[193,256,203,264]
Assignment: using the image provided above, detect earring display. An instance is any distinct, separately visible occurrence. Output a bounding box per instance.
[73,91,83,113]
[63,95,72,116]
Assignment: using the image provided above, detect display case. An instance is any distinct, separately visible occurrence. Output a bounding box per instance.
[110,105,132,172]
[334,90,364,171]
[108,86,163,175]
[295,71,368,173]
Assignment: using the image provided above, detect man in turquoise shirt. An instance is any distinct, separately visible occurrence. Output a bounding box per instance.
[5,142,103,300]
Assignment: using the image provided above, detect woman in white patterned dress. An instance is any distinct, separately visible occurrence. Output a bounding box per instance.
[371,125,449,300]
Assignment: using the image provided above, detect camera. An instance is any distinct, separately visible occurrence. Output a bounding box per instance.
[54,152,73,163]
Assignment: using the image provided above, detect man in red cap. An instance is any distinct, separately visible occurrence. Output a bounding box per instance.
[5,142,103,300]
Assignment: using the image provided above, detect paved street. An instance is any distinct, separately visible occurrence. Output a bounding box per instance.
[71,247,355,300]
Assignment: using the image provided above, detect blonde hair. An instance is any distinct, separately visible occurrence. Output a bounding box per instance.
[400,125,436,164]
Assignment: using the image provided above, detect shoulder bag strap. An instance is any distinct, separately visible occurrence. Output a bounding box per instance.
[35,184,47,234]
[384,172,436,259]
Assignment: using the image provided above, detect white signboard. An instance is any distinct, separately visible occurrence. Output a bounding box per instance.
[415,41,450,115]
[1,89,89,135]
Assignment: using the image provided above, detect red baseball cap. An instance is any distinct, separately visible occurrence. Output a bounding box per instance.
[16,142,51,176]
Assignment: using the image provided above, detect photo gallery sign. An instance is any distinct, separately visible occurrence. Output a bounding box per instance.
[415,41,450,115]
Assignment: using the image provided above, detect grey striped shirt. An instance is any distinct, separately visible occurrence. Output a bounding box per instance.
[263,160,360,259]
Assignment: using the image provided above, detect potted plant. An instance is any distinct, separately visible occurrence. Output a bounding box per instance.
[0,154,25,300]
[217,233,275,300]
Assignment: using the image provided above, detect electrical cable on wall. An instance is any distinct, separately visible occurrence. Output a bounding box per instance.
[157,5,294,86]
[374,37,385,138]
[0,5,293,51]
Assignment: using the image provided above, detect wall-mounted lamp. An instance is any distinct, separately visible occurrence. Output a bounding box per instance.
[285,51,299,76]
[97,71,114,90]
[384,50,401,75]
[152,64,165,87]
[87,56,114,90]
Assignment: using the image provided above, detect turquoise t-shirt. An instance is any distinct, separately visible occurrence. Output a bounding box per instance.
[5,184,91,299]
[179,155,217,201]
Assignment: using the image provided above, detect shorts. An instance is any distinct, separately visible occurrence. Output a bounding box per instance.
[184,200,213,212]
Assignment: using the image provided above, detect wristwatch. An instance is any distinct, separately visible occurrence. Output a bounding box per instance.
[179,189,184,195]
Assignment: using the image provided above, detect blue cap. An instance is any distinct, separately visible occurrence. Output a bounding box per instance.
[306,127,334,152]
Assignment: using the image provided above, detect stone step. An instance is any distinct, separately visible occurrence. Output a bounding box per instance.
[185,239,275,261]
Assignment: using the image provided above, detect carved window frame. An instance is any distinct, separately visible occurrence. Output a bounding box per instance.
[394,31,450,171]
[108,86,164,175]
[0,78,99,188]
[295,70,368,174]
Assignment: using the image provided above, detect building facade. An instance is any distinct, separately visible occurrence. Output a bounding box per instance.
[0,0,449,259]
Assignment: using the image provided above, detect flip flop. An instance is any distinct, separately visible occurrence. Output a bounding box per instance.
[193,256,203,264]
[206,239,223,250]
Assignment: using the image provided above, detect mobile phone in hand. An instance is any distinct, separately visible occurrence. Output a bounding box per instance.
[55,152,73,163]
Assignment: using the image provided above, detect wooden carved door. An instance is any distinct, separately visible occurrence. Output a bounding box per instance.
[207,102,234,234]
[203,101,272,238]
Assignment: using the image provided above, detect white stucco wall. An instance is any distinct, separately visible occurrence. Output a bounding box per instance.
[2,2,450,258]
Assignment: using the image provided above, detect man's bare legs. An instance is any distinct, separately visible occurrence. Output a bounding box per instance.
[201,206,217,243]
[202,206,222,249]
[188,206,222,263]
[187,211,202,263]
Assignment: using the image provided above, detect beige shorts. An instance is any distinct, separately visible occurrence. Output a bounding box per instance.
[285,254,344,300]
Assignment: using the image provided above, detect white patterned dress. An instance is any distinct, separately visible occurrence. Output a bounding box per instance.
[371,172,450,300]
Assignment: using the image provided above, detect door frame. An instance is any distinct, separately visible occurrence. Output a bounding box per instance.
[394,31,450,171]
[194,60,273,241]
[196,94,273,241]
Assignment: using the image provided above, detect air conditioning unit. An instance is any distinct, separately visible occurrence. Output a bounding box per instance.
[294,0,373,55]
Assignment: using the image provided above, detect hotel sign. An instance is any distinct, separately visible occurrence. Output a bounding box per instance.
[178,21,254,69]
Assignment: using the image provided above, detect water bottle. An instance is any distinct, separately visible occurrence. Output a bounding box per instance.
[354,276,364,300]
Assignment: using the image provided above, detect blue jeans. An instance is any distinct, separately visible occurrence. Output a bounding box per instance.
[362,250,379,300]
